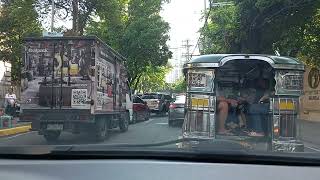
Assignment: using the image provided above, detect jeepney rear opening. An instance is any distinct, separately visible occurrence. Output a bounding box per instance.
[182,56,304,152]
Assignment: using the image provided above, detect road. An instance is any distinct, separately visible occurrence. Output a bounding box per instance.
[0,114,320,153]
[0,114,182,146]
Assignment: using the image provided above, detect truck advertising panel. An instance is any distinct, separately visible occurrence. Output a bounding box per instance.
[22,38,95,110]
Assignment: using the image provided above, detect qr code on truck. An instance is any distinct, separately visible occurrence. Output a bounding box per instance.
[71,89,88,108]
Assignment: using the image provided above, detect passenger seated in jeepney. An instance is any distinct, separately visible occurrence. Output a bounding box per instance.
[238,78,275,137]
[217,78,274,136]
[217,89,239,135]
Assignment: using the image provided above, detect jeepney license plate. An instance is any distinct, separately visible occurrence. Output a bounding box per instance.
[191,98,209,107]
[279,101,295,110]
[47,124,63,130]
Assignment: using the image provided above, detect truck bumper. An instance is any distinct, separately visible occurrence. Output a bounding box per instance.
[21,109,93,132]
[272,140,304,152]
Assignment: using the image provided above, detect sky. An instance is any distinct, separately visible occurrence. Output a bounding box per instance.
[161,0,205,56]
[161,0,205,83]
[49,0,205,54]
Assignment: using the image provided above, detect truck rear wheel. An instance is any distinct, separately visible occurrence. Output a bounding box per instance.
[94,119,108,142]
[43,131,61,143]
[119,111,129,132]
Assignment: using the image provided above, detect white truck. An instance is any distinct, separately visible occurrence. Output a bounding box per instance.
[20,36,132,142]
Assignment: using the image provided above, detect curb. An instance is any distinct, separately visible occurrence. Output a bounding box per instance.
[0,125,31,137]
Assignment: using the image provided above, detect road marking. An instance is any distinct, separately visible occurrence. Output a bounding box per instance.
[144,119,155,124]
[2,131,35,140]
[305,145,320,152]
[156,123,168,125]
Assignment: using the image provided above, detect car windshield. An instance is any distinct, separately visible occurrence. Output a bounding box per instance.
[0,0,320,159]
[174,95,186,104]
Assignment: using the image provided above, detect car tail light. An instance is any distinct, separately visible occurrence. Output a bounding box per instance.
[169,103,176,109]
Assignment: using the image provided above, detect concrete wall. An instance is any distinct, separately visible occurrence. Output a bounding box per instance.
[300,66,320,122]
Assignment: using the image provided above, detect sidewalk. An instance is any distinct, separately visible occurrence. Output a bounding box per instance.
[0,121,31,137]
[300,120,320,146]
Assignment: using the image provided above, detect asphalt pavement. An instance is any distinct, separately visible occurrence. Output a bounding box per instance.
[0,114,182,146]
[0,114,320,153]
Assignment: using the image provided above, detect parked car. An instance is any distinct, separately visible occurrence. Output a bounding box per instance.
[141,93,172,114]
[168,94,186,127]
[131,95,150,124]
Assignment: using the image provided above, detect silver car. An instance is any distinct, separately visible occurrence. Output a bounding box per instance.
[168,94,186,127]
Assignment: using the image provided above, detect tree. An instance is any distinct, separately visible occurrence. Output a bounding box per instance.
[135,65,171,93]
[36,0,107,35]
[200,4,239,54]
[0,0,42,83]
[171,77,186,93]
[200,0,320,55]
[86,0,172,91]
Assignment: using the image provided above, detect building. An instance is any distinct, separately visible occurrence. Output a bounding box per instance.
[0,61,11,107]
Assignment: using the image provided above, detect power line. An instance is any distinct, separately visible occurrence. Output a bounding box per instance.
[191,0,213,57]
[181,39,193,62]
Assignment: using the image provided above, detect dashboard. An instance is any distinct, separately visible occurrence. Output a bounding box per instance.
[0,159,319,180]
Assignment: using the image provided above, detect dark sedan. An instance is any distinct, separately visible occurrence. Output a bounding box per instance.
[168,94,186,127]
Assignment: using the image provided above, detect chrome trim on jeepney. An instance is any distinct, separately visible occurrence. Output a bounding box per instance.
[272,140,304,152]
[273,64,304,70]
[274,70,304,95]
[183,56,304,70]
[182,95,216,138]
[184,63,219,69]
[219,55,275,67]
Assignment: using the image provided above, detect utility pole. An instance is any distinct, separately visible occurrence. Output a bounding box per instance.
[182,39,193,62]
[72,0,79,35]
[51,0,55,32]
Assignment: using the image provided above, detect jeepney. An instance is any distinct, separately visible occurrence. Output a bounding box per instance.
[182,54,304,152]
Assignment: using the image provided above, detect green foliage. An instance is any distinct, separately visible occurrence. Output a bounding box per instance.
[0,0,42,83]
[200,5,239,54]
[135,65,171,93]
[200,0,320,65]
[86,0,172,91]
[170,77,186,93]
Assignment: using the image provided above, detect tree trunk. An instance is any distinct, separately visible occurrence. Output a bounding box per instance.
[133,74,142,92]
[72,0,79,35]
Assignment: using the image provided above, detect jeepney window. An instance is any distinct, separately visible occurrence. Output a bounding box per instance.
[187,69,215,92]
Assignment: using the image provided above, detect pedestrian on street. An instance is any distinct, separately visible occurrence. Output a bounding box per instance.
[4,88,17,117]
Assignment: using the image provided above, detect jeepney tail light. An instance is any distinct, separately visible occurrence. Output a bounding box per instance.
[273,115,280,138]
[273,114,296,138]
